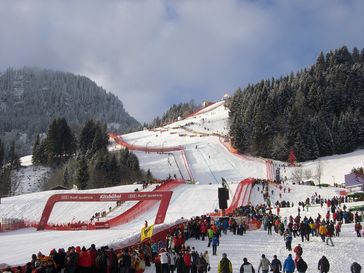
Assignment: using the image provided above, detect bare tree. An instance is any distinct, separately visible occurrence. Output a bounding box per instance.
[291,167,303,184]
[315,160,322,187]
[304,169,313,180]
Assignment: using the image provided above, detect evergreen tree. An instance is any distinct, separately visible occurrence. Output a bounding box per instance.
[0,139,4,168]
[91,126,108,154]
[79,120,97,154]
[63,167,70,188]
[8,141,21,170]
[127,153,140,171]
[32,135,47,165]
[229,46,364,161]
[108,154,120,185]
[46,118,76,166]
[76,156,89,190]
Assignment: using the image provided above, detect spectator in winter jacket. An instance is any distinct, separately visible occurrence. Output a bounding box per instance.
[325,224,334,247]
[64,247,79,273]
[284,229,293,251]
[78,247,92,273]
[218,253,232,273]
[203,251,210,269]
[283,254,295,273]
[175,253,186,273]
[270,255,282,273]
[212,236,219,256]
[257,254,270,273]
[354,222,362,237]
[196,253,208,273]
[159,249,170,273]
[240,257,255,273]
[183,251,192,273]
[318,256,330,273]
[351,262,362,273]
[296,257,308,273]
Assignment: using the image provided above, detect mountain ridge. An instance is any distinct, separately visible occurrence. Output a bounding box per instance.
[0,67,140,155]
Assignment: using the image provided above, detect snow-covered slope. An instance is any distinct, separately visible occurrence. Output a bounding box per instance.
[2,100,364,270]
[119,100,364,187]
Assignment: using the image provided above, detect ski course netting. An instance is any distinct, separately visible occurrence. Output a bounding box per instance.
[107,179,185,227]
[109,133,194,181]
[225,178,254,214]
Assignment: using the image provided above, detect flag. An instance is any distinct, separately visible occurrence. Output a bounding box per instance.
[140,224,154,241]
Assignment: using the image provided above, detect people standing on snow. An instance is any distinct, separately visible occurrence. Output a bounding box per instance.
[284,229,293,251]
[203,251,210,272]
[318,256,330,273]
[270,255,282,273]
[293,244,303,264]
[283,254,295,273]
[354,222,362,237]
[196,253,208,273]
[218,253,232,273]
[257,254,270,273]
[240,257,255,273]
[212,236,219,256]
[175,252,186,273]
[325,223,334,246]
[296,257,308,273]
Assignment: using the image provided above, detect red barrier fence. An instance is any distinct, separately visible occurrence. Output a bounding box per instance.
[109,134,194,181]
[108,179,184,227]
[38,190,174,231]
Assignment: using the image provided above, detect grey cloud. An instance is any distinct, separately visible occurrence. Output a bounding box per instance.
[1,0,364,121]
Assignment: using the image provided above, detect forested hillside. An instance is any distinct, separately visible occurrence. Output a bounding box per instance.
[148,100,198,128]
[0,67,140,155]
[229,46,364,162]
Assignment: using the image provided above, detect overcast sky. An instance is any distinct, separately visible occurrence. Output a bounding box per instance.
[1,0,364,122]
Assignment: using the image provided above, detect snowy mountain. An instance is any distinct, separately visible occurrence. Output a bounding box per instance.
[0,67,140,155]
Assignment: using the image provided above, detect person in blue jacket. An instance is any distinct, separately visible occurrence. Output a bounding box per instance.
[212,235,219,256]
[283,254,295,273]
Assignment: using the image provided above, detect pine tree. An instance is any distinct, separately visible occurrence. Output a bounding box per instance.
[0,140,4,168]
[91,126,108,154]
[127,153,140,171]
[32,135,47,165]
[108,154,120,185]
[8,141,21,170]
[63,167,70,188]
[46,118,76,166]
[79,120,97,154]
[76,156,89,190]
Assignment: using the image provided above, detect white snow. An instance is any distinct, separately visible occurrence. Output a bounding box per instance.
[1,100,364,271]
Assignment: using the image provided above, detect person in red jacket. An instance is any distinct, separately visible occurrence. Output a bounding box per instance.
[293,244,303,265]
[183,251,192,273]
[200,222,208,241]
[78,246,92,273]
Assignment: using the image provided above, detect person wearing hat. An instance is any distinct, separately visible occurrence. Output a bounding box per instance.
[240,257,255,273]
[218,253,232,273]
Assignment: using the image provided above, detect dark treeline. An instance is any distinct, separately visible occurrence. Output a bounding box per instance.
[0,67,140,155]
[229,46,364,162]
[148,100,198,128]
[32,118,151,190]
